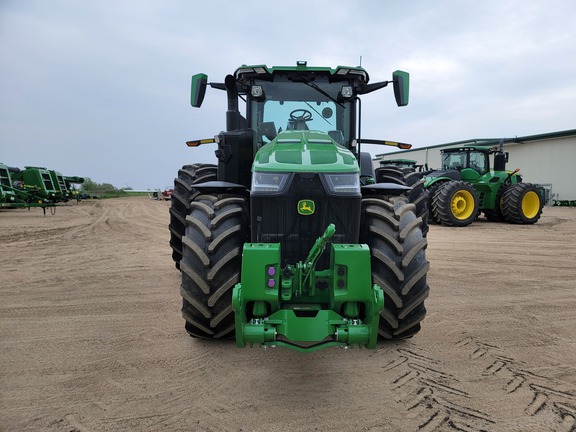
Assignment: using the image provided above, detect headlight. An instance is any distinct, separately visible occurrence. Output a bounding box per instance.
[322,173,360,196]
[251,172,292,195]
[251,85,263,97]
[340,85,354,98]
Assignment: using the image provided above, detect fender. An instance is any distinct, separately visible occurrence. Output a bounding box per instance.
[362,183,412,196]
[193,180,248,194]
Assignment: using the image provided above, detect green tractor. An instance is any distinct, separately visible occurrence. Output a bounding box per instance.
[424,140,543,227]
[169,62,429,352]
[378,158,421,170]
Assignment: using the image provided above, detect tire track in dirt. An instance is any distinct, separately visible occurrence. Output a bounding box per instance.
[457,334,576,432]
[381,346,495,431]
[3,200,576,431]
[380,331,576,431]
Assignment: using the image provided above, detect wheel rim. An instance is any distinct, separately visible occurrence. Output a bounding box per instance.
[522,191,540,219]
[451,190,475,220]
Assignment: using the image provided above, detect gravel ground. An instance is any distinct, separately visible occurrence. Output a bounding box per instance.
[1,197,575,431]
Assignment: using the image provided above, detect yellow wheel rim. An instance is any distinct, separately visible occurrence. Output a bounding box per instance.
[451,190,475,220]
[522,191,540,219]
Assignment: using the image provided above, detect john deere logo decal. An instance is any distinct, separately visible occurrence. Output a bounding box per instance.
[298,199,315,215]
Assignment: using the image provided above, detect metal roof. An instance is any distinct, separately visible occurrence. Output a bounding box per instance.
[375,129,576,157]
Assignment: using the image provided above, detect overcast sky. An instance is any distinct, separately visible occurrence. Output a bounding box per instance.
[1,0,575,189]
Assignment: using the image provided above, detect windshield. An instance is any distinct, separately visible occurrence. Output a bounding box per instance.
[442,151,488,173]
[468,151,488,174]
[442,152,466,170]
[249,77,353,149]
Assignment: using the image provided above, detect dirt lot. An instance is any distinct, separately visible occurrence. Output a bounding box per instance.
[1,197,575,431]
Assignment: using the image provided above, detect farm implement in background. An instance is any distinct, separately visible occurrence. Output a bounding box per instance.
[0,163,85,214]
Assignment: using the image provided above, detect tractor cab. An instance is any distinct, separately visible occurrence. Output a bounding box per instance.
[438,146,492,182]
[188,62,411,188]
[426,145,507,185]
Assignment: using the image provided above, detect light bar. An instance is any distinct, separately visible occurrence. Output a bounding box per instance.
[335,67,368,81]
[384,141,412,149]
[186,138,216,147]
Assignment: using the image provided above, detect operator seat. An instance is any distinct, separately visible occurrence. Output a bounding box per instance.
[287,119,309,130]
[260,122,277,141]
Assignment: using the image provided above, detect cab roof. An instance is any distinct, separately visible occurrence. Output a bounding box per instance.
[441,145,493,153]
[234,61,370,83]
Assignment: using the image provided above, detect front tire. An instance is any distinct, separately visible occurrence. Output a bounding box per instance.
[180,194,249,339]
[360,195,429,339]
[424,181,444,225]
[432,181,479,227]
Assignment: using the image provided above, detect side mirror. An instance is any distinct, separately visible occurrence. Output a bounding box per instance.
[191,73,208,107]
[392,70,409,107]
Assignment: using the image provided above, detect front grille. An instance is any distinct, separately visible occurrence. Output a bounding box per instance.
[251,173,361,268]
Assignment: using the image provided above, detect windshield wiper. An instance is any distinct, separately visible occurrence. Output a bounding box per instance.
[298,74,345,108]
[304,101,332,126]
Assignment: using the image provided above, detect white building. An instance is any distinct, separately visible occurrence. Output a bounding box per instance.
[374,129,576,203]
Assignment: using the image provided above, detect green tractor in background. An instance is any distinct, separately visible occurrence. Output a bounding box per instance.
[169,62,429,352]
[378,158,423,171]
[424,140,543,227]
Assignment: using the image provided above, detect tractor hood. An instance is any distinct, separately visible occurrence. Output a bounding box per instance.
[252,131,359,173]
[426,169,462,180]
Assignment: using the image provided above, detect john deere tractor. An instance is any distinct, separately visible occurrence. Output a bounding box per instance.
[424,140,543,227]
[169,62,429,352]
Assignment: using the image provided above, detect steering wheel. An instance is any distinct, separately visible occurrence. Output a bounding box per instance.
[289,109,313,121]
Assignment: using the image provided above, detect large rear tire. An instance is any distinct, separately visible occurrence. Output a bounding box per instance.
[432,180,479,227]
[169,164,217,268]
[360,195,429,339]
[180,194,249,339]
[502,183,543,224]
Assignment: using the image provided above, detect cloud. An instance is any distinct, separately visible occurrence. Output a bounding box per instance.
[1,0,575,188]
